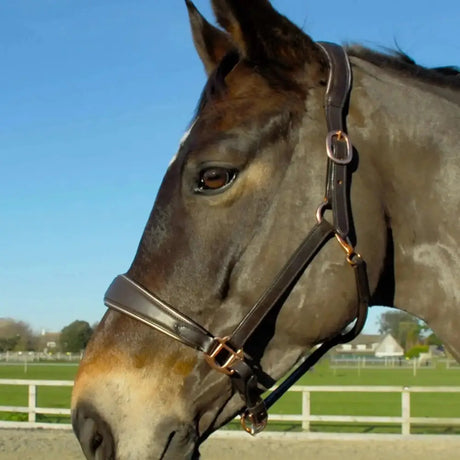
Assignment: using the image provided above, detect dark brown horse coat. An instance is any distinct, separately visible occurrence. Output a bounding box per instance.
[72,1,460,459]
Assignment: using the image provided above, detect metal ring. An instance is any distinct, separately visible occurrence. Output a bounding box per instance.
[326,130,353,165]
[316,201,329,223]
[347,252,363,267]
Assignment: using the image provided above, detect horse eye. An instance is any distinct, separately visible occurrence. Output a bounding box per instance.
[196,167,237,193]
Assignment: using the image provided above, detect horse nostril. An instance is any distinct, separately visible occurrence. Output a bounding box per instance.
[72,403,115,460]
[91,431,104,452]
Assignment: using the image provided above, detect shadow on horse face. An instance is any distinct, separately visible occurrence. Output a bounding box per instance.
[72,1,460,459]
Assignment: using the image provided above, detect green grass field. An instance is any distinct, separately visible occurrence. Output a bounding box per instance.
[0,363,77,424]
[1,360,460,434]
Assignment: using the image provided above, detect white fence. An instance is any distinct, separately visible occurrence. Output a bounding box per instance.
[0,379,73,429]
[0,352,82,363]
[330,357,436,369]
[268,385,460,435]
[1,380,460,435]
[447,360,460,369]
[329,358,460,376]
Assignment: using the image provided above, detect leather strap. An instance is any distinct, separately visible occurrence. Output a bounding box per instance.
[317,42,353,240]
[104,275,217,353]
[103,220,335,373]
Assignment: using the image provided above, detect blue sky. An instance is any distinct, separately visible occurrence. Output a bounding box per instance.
[1,0,459,334]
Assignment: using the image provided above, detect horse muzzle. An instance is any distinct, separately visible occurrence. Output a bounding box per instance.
[72,402,115,460]
[72,402,199,460]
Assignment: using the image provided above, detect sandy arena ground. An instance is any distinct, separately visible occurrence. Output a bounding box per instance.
[1,429,460,460]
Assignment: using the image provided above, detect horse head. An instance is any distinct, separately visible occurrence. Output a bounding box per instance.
[72,1,389,458]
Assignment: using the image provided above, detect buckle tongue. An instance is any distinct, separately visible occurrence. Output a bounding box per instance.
[204,337,244,376]
[326,130,353,165]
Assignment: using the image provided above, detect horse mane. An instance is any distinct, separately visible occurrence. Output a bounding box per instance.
[196,44,460,118]
[347,45,460,91]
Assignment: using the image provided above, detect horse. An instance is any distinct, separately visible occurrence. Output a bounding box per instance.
[71,1,460,459]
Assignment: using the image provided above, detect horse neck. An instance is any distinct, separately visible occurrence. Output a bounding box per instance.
[349,57,460,359]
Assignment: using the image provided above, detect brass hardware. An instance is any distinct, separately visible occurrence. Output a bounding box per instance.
[316,200,329,223]
[204,337,244,376]
[335,234,362,266]
[240,411,268,436]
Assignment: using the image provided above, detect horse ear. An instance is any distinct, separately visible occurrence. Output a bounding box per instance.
[211,0,321,69]
[186,0,234,75]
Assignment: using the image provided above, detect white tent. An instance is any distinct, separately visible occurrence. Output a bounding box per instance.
[374,334,404,357]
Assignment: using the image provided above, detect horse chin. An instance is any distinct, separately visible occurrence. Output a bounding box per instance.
[195,392,244,441]
[157,431,200,460]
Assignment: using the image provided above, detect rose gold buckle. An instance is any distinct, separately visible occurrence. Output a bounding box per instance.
[204,337,244,376]
[326,130,353,165]
[335,234,362,266]
[316,199,329,223]
[241,411,268,436]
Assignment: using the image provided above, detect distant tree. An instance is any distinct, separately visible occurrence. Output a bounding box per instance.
[0,318,37,351]
[377,310,423,351]
[60,321,93,353]
[0,336,20,352]
[405,344,429,359]
[426,332,443,347]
